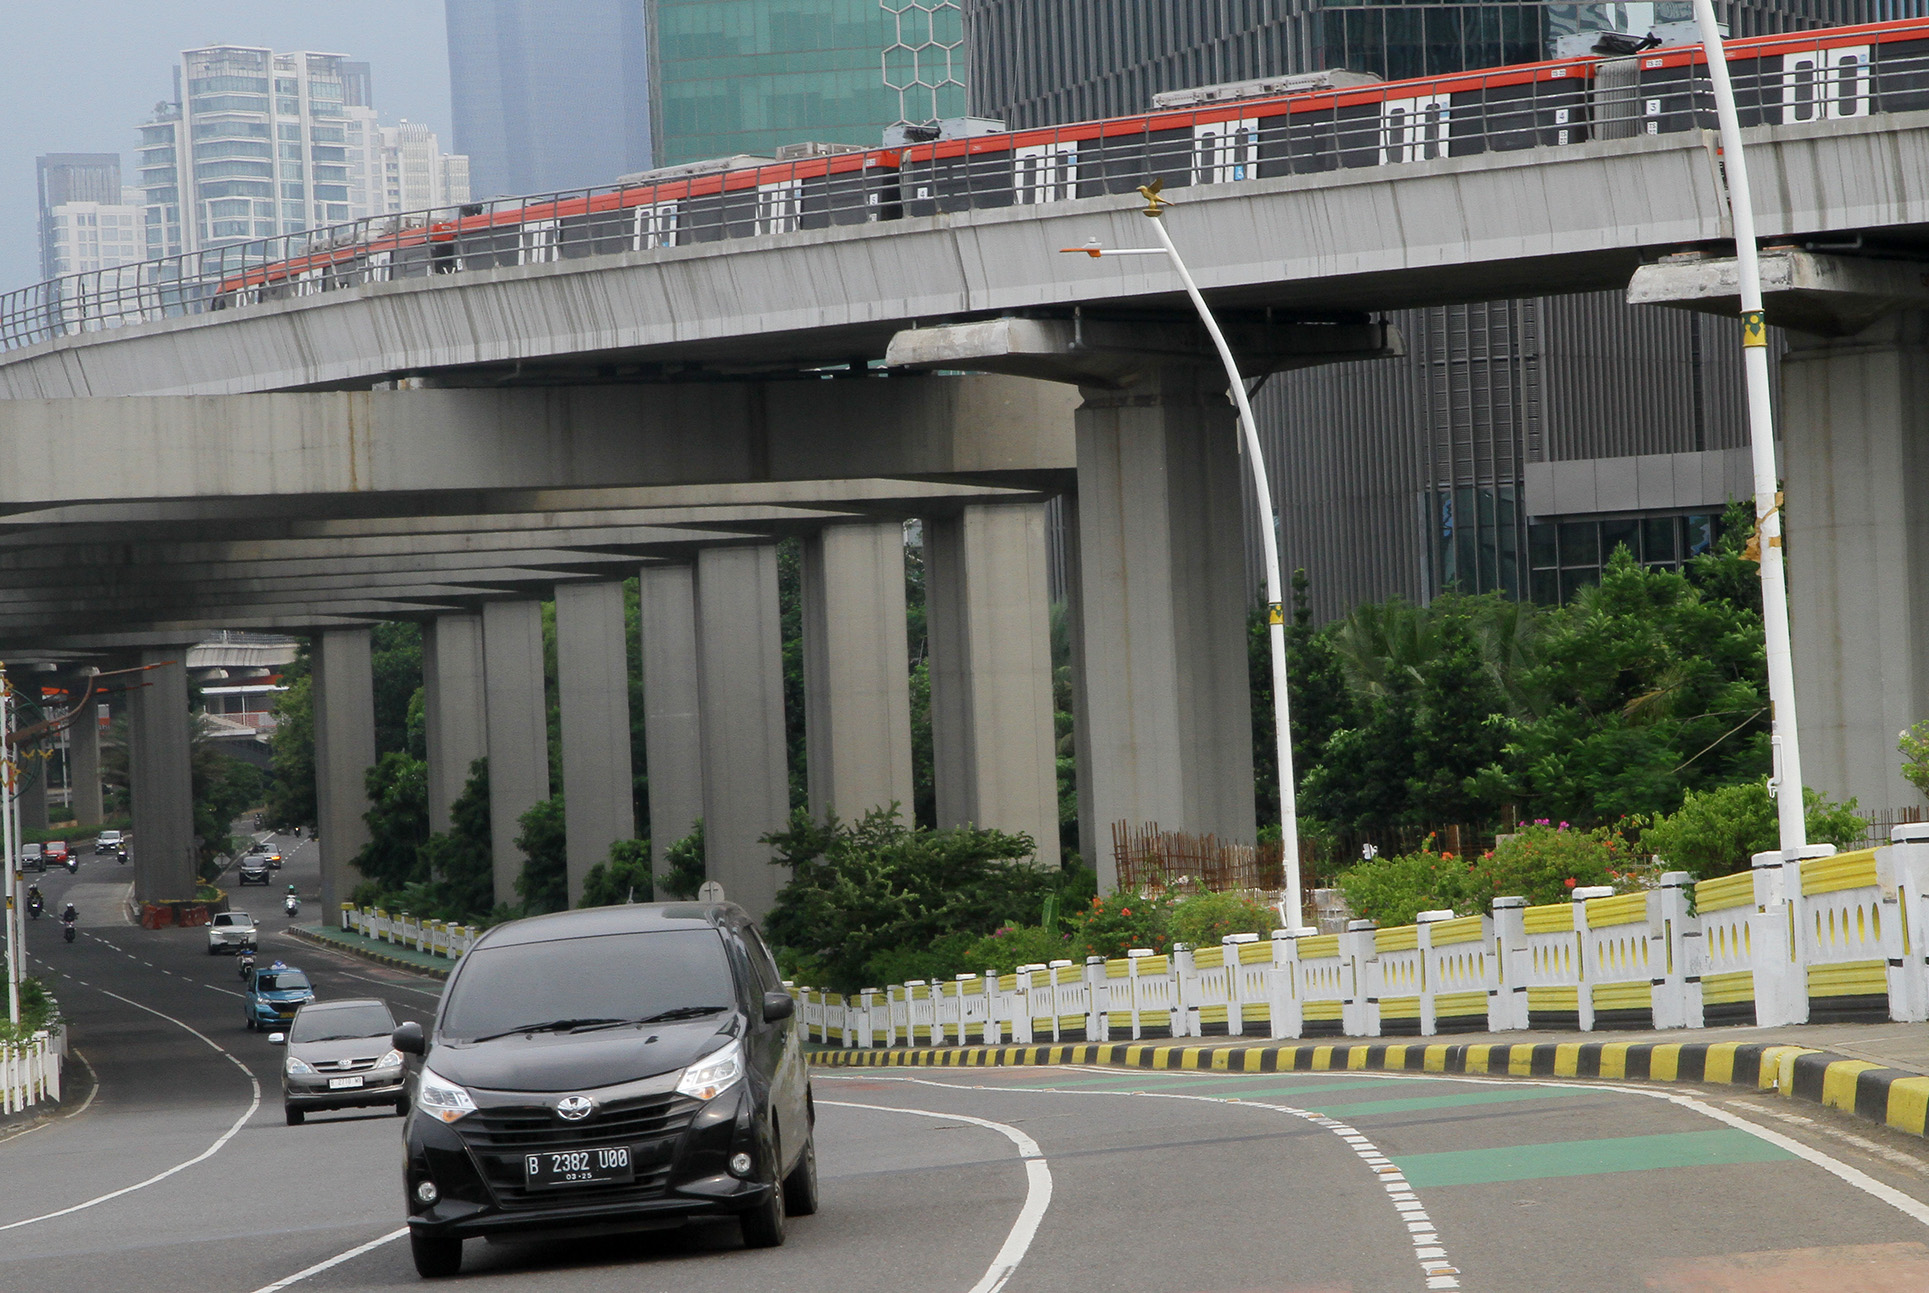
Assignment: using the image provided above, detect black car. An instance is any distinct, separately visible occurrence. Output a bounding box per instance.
[236,853,272,885]
[393,902,816,1278]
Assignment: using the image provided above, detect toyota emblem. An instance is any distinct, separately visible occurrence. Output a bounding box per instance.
[554,1095,594,1121]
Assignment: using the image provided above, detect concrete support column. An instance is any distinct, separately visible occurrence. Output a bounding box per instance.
[312,628,376,915]
[422,613,487,834]
[1782,312,1929,818]
[1073,367,1257,889]
[801,522,914,824]
[640,564,703,868]
[482,599,550,905]
[69,699,103,828]
[694,545,789,918]
[556,579,636,905]
[128,651,194,904]
[925,503,1061,867]
[18,760,48,834]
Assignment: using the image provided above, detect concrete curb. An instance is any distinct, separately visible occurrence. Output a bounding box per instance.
[285,926,452,980]
[810,1039,1929,1140]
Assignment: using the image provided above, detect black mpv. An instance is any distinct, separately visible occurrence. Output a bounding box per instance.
[393,902,816,1278]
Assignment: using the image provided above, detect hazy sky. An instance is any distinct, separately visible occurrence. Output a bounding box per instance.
[0,1,453,293]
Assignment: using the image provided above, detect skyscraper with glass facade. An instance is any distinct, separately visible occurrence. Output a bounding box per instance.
[964,0,1911,618]
[446,0,656,197]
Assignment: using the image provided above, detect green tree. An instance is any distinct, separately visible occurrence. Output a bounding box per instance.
[582,838,653,906]
[416,758,495,920]
[1406,601,1511,825]
[350,752,430,891]
[760,805,1053,993]
[1639,782,1867,879]
[514,794,568,914]
[266,650,315,830]
[1300,670,1419,833]
[370,622,423,757]
[1901,721,1929,804]
[657,820,706,899]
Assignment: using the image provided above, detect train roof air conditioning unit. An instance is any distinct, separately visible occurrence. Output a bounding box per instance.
[1152,69,1381,110]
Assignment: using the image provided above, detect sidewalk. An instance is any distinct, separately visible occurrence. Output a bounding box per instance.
[284,922,458,979]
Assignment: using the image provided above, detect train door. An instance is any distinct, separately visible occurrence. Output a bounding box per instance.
[1191,118,1261,185]
[1379,94,1452,164]
[518,219,560,265]
[755,181,804,235]
[1014,142,1078,203]
[633,202,680,249]
[1783,45,1871,123]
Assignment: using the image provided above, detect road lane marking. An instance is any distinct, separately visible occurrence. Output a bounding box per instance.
[245,1226,408,1293]
[833,1072,1463,1290]
[822,1098,1052,1293]
[1727,1098,1929,1174]
[0,984,261,1232]
[61,1049,100,1119]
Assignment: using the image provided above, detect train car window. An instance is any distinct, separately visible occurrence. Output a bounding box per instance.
[1833,49,1872,119]
[1781,47,1866,123]
[633,202,680,250]
[1379,95,1450,164]
[1191,119,1260,185]
[755,181,804,236]
[1014,142,1078,204]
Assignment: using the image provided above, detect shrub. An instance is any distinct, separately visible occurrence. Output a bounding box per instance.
[1336,844,1480,928]
[1904,722,1929,803]
[761,804,1059,994]
[1638,782,1866,879]
[961,924,1074,976]
[657,821,706,900]
[1069,889,1173,961]
[1169,891,1282,947]
[582,838,653,907]
[861,932,982,988]
[1474,821,1637,906]
[514,795,568,915]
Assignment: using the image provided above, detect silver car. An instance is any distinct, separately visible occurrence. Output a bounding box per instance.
[206,910,257,954]
[271,998,412,1126]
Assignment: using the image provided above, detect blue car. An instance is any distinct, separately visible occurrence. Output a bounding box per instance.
[245,962,315,1032]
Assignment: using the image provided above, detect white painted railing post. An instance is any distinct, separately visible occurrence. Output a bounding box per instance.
[1490,897,1529,1032]
[1268,928,1303,1040]
[1010,968,1037,1045]
[1222,933,1259,1037]
[1171,943,1198,1038]
[1414,911,1454,1037]
[1651,873,1701,1029]
[1340,919,1376,1038]
[1888,825,1929,1021]
[1751,848,1810,1026]
[1572,885,1614,1032]
[1085,956,1108,1041]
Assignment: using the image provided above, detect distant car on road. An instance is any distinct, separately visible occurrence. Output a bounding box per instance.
[18,843,42,873]
[272,998,411,1125]
[207,910,258,955]
[246,840,284,870]
[237,851,273,885]
[245,962,314,1032]
[43,841,69,868]
[94,830,122,855]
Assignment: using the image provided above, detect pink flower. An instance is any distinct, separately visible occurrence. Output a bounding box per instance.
[1559,821,1570,830]
[1564,877,1577,889]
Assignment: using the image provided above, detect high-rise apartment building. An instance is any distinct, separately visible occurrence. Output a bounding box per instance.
[445,0,655,197]
[40,185,146,280]
[372,122,472,214]
[36,154,127,279]
[963,0,1895,619]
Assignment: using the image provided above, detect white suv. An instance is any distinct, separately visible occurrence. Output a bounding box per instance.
[95,830,123,855]
[207,911,258,955]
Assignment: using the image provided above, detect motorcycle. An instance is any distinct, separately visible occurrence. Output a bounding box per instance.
[238,950,256,980]
[26,893,42,920]
[65,857,77,875]
[115,846,128,865]
[284,894,301,917]
[61,917,75,944]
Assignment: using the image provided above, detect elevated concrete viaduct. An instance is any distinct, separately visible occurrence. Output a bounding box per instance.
[6,110,1928,913]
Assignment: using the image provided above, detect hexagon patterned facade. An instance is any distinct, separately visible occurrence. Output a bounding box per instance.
[881,0,965,125]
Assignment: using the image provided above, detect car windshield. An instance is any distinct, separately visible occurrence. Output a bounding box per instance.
[256,971,310,992]
[439,929,736,1043]
[290,1003,396,1043]
[215,913,254,927]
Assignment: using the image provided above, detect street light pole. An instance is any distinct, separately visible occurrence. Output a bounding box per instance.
[1691,0,1809,855]
[1063,182,1309,930]
[3,667,18,1026]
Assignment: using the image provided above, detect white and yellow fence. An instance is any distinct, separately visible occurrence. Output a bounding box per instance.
[340,904,481,961]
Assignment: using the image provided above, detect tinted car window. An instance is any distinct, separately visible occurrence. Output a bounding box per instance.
[741,925,784,996]
[439,929,735,1042]
[290,1003,396,1043]
[257,971,310,992]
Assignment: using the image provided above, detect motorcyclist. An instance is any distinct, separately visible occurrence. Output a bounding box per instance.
[26,884,42,917]
[61,902,77,923]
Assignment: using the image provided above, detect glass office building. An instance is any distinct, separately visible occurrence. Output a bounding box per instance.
[650,0,965,167]
[964,0,1894,615]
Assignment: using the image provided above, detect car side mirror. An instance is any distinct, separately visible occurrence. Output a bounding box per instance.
[392,1020,427,1055]
[268,1033,286,1046]
[762,991,794,1023]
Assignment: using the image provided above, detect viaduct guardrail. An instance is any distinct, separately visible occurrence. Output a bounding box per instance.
[790,826,1929,1048]
[2,1022,64,1116]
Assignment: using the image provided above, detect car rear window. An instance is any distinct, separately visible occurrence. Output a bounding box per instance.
[439,929,736,1043]
[290,1002,396,1043]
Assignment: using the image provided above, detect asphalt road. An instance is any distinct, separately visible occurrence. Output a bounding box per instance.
[11,840,1929,1291]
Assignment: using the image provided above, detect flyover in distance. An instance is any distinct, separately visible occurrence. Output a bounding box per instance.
[1,108,1925,916]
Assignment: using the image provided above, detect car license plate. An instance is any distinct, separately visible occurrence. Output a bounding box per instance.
[524,1145,633,1189]
[327,1075,365,1089]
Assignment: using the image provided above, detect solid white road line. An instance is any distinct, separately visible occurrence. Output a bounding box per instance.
[245,1226,409,1293]
[821,1097,1052,1293]
[0,984,262,1232]
[60,1049,100,1120]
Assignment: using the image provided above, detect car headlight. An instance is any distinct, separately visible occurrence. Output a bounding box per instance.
[286,1057,314,1076]
[375,1049,404,1069]
[675,1039,745,1102]
[416,1067,477,1124]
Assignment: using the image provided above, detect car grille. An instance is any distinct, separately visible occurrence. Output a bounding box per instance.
[312,1056,380,1073]
[457,1092,699,1210]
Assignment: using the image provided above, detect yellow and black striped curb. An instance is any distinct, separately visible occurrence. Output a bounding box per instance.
[811,1040,1929,1139]
[286,926,452,980]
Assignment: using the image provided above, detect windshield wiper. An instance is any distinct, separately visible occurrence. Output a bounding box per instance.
[635,1005,728,1024]
[466,1017,627,1043]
